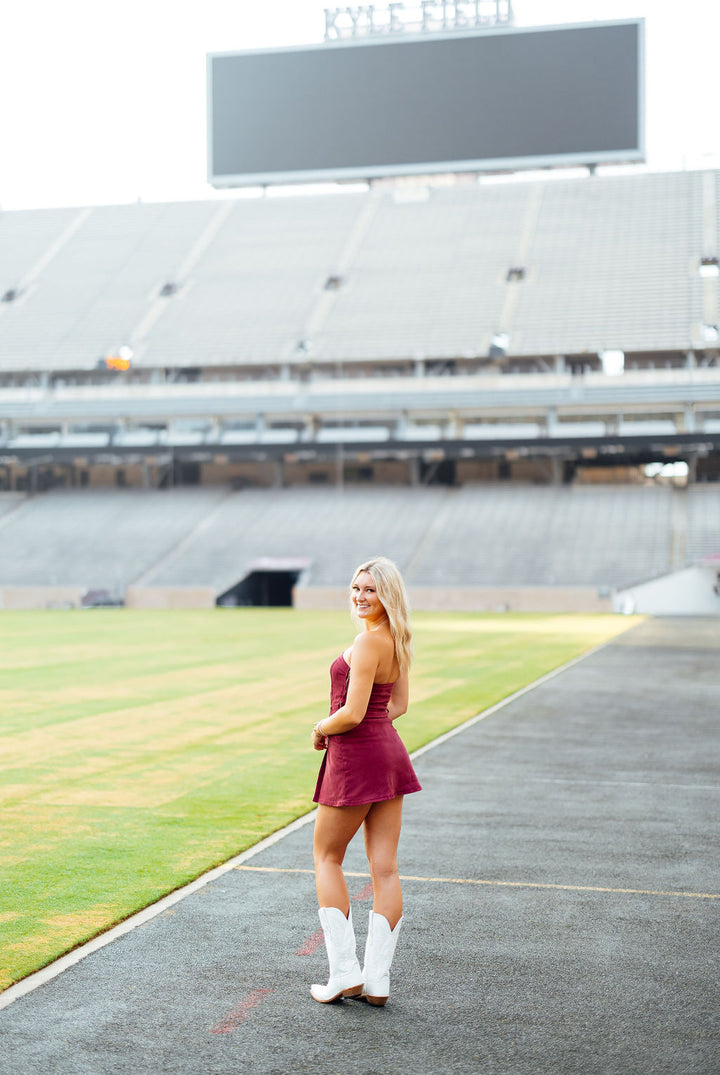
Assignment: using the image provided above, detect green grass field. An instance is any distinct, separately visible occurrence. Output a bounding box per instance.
[0,609,639,990]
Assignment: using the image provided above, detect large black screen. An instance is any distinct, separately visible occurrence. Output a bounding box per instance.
[208,21,644,186]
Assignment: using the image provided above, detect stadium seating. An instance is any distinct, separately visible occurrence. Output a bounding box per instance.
[0,484,714,596]
[0,492,25,521]
[308,183,529,360]
[143,195,365,367]
[686,485,720,563]
[0,203,222,371]
[138,485,449,592]
[402,484,677,589]
[0,169,714,372]
[0,171,716,610]
[510,171,706,355]
[0,488,226,591]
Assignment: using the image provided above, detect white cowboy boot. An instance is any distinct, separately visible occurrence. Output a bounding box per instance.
[361,911,403,1006]
[310,906,363,1003]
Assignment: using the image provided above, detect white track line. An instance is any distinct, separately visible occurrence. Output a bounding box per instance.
[233,865,719,901]
[0,627,633,1011]
[0,813,317,1012]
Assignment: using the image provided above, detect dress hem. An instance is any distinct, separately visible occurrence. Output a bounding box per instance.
[313,785,421,808]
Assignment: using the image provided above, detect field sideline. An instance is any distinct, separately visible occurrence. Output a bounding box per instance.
[0,609,639,990]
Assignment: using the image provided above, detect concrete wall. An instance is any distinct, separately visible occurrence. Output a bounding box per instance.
[0,584,615,613]
[613,566,720,616]
[125,587,217,609]
[295,586,613,613]
[0,586,84,609]
[0,586,216,610]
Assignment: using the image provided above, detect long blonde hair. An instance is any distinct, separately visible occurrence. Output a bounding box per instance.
[350,556,412,674]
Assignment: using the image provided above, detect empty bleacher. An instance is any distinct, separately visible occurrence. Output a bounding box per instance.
[144,485,450,593]
[685,486,720,564]
[309,183,529,360]
[143,195,366,367]
[0,488,227,591]
[510,171,707,355]
[403,484,676,588]
[0,484,714,600]
[0,172,716,611]
[0,169,715,372]
[0,203,222,371]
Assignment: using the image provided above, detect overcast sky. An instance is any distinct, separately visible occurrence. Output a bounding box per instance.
[1,0,718,211]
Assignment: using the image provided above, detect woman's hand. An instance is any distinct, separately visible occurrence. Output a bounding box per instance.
[312,725,328,751]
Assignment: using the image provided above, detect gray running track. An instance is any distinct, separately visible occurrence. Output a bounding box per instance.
[1,617,718,1075]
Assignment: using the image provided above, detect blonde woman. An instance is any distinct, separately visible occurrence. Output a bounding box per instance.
[310,556,421,1006]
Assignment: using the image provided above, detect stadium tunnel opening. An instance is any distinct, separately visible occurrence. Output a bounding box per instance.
[217,571,300,607]
[217,559,311,607]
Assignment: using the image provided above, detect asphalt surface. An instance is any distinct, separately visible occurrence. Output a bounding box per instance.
[1,617,718,1075]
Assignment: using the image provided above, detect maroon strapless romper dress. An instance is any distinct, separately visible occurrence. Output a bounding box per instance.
[313,654,422,807]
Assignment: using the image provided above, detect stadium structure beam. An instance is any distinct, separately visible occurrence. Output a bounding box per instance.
[2,432,718,470]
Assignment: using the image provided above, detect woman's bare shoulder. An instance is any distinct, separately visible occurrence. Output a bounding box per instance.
[352,630,389,659]
[352,629,376,651]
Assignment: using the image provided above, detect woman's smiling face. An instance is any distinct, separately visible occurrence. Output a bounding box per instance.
[351,571,386,627]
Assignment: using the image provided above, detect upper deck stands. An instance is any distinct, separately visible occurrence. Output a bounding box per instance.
[509,171,707,356]
[0,169,715,373]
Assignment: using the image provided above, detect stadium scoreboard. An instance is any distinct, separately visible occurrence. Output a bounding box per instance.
[207,19,644,187]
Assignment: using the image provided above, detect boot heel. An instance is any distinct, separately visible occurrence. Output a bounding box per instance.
[310,907,363,1004]
[361,912,403,1007]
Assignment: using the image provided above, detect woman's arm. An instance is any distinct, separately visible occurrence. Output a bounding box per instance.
[386,671,409,722]
[311,633,380,747]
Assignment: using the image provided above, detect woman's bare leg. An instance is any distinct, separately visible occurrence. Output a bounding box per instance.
[363,796,404,928]
[313,803,370,913]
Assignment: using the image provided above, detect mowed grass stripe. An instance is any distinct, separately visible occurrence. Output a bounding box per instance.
[0,645,342,733]
[0,610,637,989]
